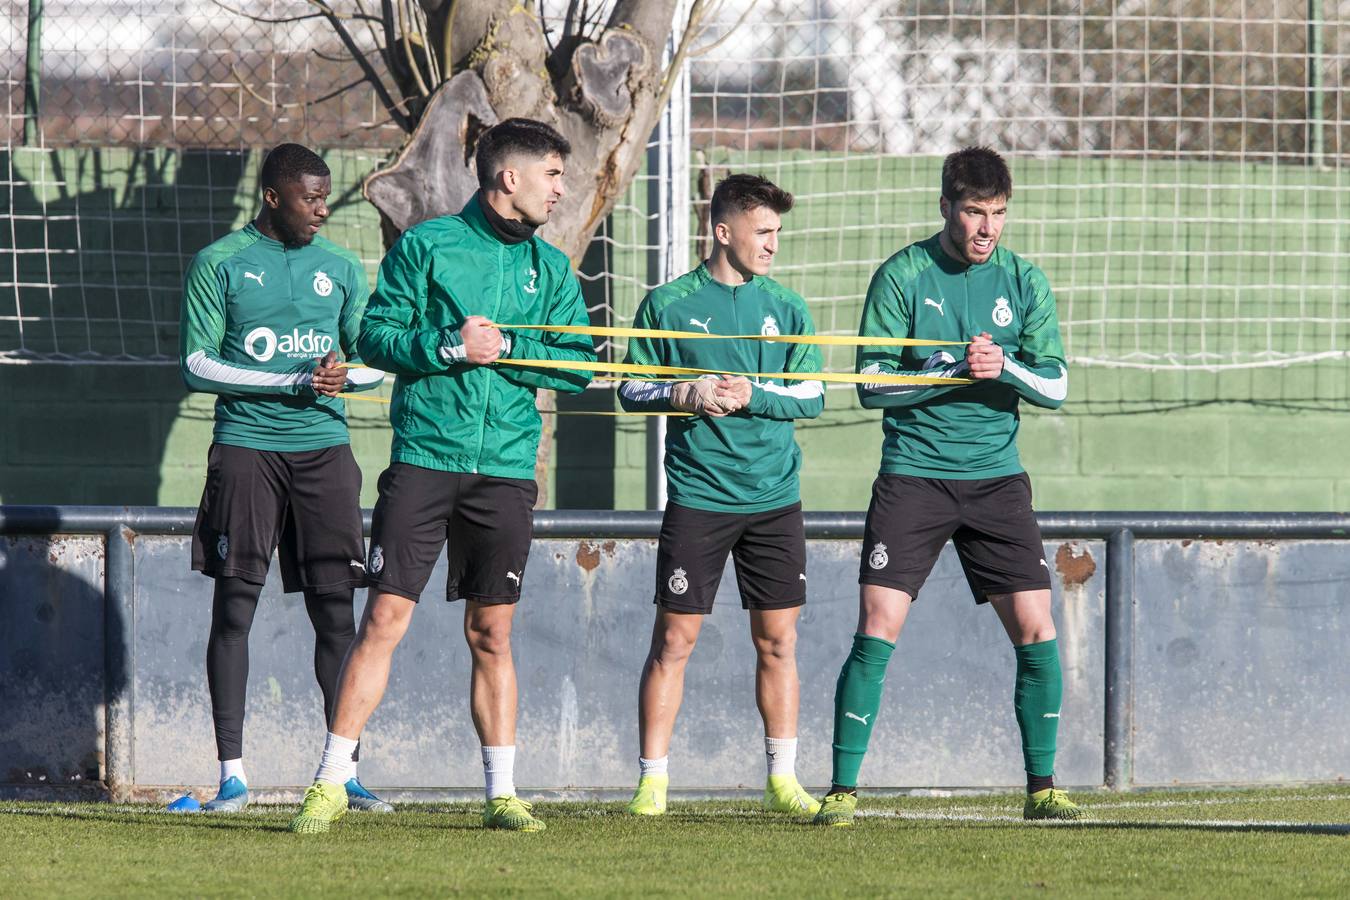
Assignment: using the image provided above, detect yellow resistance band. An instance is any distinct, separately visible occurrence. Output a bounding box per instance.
[337,392,691,416]
[493,357,970,387]
[339,359,967,386]
[492,322,964,348]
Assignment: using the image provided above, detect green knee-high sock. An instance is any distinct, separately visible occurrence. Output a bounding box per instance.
[1014,638,1063,778]
[830,633,895,789]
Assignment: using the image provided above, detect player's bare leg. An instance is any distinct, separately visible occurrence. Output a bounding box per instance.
[629,610,703,815]
[856,583,915,642]
[291,591,414,833]
[637,610,704,758]
[329,592,417,739]
[988,589,1055,646]
[464,601,519,746]
[749,606,801,738]
[464,600,541,831]
[750,606,818,814]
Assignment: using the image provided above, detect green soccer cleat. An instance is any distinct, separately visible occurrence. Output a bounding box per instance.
[1024,788,1085,821]
[626,774,669,816]
[483,795,546,832]
[288,781,348,834]
[812,791,858,827]
[764,774,821,816]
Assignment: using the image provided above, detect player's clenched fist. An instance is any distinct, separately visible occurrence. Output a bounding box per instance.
[310,350,347,397]
[712,375,752,413]
[966,331,1005,379]
[461,315,504,364]
[671,377,732,416]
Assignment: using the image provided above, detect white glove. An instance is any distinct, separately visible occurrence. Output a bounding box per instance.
[671,377,731,416]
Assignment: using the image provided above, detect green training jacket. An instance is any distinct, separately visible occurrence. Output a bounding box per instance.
[357,194,596,479]
[179,223,385,452]
[619,264,824,513]
[856,233,1068,479]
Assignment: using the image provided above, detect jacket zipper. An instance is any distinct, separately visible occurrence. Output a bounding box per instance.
[472,241,506,473]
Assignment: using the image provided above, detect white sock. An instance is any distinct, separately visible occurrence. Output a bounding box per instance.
[765,736,797,778]
[314,732,359,786]
[220,758,246,786]
[639,756,669,779]
[482,745,516,800]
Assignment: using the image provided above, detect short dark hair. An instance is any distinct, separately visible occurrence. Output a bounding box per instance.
[259,143,329,191]
[941,147,1012,203]
[710,174,794,224]
[475,118,572,189]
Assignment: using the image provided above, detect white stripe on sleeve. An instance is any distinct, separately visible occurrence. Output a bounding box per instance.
[859,362,931,396]
[619,379,674,404]
[185,350,310,388]
[758,379,824,399]
[344,365,386,387]
[1002,359,1068,402]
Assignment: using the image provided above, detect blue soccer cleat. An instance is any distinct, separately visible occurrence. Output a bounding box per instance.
[202,775,249,812]
[345,778,394,812]
[166,792,201,813]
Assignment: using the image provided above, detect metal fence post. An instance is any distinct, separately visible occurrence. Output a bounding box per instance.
[104,525,135,801]
[1104,527,1135,790]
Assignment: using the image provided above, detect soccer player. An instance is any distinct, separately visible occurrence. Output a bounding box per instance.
[180,143,389,813]
[618,174,824,817]
[813,147,1081,826]
[288,118,596,834]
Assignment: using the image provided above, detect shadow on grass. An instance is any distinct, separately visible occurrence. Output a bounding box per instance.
[0,804,494,833]
[854,810,1350,838]
[1053,820,1350,837]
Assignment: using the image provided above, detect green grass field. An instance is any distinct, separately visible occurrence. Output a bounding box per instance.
[3,787,1347,898]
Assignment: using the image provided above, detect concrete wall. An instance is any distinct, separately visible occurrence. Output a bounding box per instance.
[3,517,1347,796]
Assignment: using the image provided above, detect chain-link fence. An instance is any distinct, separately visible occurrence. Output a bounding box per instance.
[4,1,1350,408]
[677,0,1350,408]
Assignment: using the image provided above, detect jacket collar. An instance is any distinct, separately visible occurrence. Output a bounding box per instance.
[461,192,535,248]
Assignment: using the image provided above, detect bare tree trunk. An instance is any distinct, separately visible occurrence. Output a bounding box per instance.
[366,0,684,263]
[359,0,688,507]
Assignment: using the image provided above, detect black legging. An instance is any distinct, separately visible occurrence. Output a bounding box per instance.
[206,576,359,762]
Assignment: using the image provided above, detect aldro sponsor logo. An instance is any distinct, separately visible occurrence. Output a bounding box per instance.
[243,326,335,362]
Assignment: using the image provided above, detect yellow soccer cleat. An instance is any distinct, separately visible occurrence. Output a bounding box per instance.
[812,791,858,827]
[288,780,348,834]
[764,774,821,816]
[1024,788,1085,820]
[483,795,547,832]
[626,774,669,816]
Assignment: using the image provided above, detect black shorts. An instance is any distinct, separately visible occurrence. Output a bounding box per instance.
[654,501,807,615]
[859,473,1051,603]
[366,463,537,604]
[191,443,366,593]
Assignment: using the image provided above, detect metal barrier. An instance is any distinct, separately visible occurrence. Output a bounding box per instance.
[3,507,1348,799]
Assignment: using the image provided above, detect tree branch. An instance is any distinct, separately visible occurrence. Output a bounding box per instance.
[231,65,373,110]
[605,0,680,45]
[305,0,414,131]
[689,0,754,59]
[380,0,413,83]
[654,0,710,111]
[398,0,433,98]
